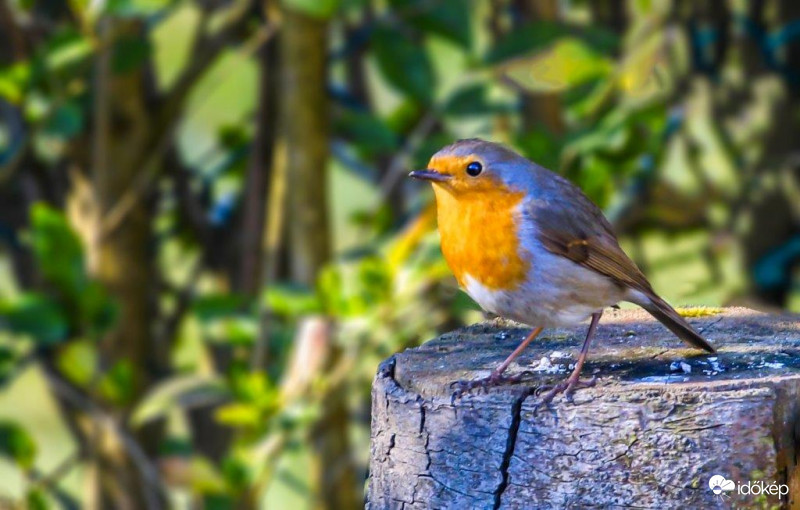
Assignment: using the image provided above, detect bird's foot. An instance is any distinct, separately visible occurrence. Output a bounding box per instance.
[534,375,597,408]
[450,371,531,403]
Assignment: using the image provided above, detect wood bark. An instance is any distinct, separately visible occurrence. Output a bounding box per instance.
[278,7,359,509]
[89,19,165,509]
[515,0,564,135]
[280,7,331,286]
[368,307,800,508]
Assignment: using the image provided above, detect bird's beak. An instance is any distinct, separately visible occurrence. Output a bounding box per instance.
[408,169,451,182]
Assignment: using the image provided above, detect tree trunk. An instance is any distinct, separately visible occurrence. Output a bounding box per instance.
[368,307,800,508]
[280,7,331,287]
[515,0,564,134]
[278,7,360,509]
[87,18,165,509]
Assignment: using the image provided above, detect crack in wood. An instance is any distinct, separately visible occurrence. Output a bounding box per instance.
[494,390,533,509]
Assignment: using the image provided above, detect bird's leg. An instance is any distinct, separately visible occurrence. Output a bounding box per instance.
[537,312,601,406]
[451,326,543,400]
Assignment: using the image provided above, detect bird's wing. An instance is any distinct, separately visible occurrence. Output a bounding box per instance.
[526,174,653,295]
[524,172,716,353]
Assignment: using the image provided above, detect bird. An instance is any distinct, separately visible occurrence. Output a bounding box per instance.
[408,138,715,403]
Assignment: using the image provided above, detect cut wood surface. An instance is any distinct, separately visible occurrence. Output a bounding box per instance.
[367,307,800,509]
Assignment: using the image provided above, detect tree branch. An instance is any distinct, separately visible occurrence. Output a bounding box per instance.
[42,368,166,510]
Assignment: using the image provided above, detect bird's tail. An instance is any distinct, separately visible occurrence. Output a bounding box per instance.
[632,293,716,353]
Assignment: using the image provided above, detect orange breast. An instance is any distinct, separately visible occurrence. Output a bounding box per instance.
[433,186,529,291]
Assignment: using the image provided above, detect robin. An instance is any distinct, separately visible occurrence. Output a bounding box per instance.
[409,139,715,403]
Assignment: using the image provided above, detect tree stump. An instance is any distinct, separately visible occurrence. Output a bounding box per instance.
[367,307,800,509]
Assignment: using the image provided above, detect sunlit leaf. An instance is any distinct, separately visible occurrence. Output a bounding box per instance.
[57,340,97,388]
[215,403,261,428]
[282,0,340,18]
[132,375,229,427]
[0,62,31,103]
[230,370,276,405]
[263,285,321,318]
[0,421,36,469]
[44,30,93,73]
[616,31,670,99]
[497,38,612,93]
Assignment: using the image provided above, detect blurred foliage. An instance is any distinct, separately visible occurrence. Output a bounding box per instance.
[0,0,798,508]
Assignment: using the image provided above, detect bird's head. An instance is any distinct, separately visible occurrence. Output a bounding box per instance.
[408,139,531,196]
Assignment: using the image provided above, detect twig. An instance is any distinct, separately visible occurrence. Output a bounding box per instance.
[30,452,81,492]
[42,369,166,510]
[100,4,277,239]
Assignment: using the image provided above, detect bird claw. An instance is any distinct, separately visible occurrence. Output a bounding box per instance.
[450,372,530,403]
[533,376,597,409]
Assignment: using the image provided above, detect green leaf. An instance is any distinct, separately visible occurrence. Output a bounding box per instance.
[192,294,245,322]
[263,285,321,318]
[221,455,252,491]
[485,21,569,64]
[56,340,98,388]
[29,203,87,299]
[392,0,472,48]
[335,110,399,156]
[0,421,36,469]
[0,347,17,388]
[515,127,563,170]
[112,35,151,74]
[485,21,618,64]
[99,360,135,406]
[0,62,31,103]
[497,37,612,93]
[0,294,69,345]
[107,0,173,16]
[282,0,340,18]
[79,281,117,337]
[371,27,435,103]
[131,375,229,427]
[202,494,236,510]
[44,29,93,73]
[229,370,278,407]
[215,403,261,428]
[43,102,84,138]
[443,84,506,117]
[215,317,257,346]
[26,489,48,510]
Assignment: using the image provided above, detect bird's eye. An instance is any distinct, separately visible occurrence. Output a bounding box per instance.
[466,161,482,177]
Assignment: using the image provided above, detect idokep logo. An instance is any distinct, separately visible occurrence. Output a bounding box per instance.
[708,474,789,500]
[708,475,735,496]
